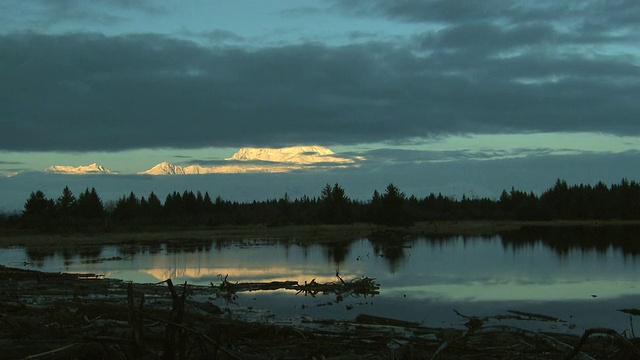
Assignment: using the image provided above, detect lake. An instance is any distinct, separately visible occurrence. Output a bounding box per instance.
[2,225,639,334]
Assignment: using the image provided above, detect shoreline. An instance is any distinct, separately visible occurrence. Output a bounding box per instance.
[2,219,640,248]
[1,263,636,359]
[3,221,640,358]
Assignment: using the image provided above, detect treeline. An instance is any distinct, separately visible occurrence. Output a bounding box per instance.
[3,178,640,232]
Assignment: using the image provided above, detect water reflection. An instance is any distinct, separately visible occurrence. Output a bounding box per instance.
[24,244,104,267]
[3,226,640,332]
[380,245,414,273]
[500,225,640,258]
[15,226,640,272]
[322,241,351,265]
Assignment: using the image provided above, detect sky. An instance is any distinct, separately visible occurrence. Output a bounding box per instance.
[1,0,640,211]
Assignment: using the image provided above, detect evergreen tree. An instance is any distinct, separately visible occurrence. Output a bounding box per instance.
[369,189,383,223]
[23,190,55,219]
[318,183,352,224]
[145,192,163,217]
[56,186,76,216]
[114,192,140,221]
[76,187,104,219]
[372,183,412,226]
[182,190,198,214]
[202,192,214,212]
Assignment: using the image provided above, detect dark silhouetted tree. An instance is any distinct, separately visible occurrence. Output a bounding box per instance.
[142,192,163,219]
[202,192,214,213]
[383,183,412,226]
[56,186,76,216]
[182,190,198,215]
[23,190,55,219]
[371,183,412,226]
[319,183,352,224]
[114,192,140,222]
[76,187,104,219]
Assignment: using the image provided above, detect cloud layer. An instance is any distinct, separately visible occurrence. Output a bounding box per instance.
[1,0,638,152]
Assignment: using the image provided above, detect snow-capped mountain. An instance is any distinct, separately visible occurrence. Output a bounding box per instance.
[45,163,115,175]
[226,145,354,164]
[139,146,361,175]
[138,162,209,175]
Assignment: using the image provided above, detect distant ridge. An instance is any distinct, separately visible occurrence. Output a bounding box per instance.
[138,162,208,175]
[45,163,115,175]
[226,145,352,164]
[139,145,360,175]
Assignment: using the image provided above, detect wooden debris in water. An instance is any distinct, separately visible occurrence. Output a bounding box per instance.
[215,273,380,298]
[507,309,566,323]
[618,308,640,316]
[2,265,640,359]
[354,314,420,327]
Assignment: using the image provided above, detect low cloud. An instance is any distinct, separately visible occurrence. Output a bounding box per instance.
[0,160,23,165]
[362,147,580,164]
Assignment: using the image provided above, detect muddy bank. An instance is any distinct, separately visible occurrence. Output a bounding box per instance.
[2,265,639,359]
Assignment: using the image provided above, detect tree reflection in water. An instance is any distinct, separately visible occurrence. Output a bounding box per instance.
[499,225,640,258]
[322,241,351,265]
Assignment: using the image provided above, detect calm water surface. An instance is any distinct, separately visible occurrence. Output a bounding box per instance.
[2,227,639,334]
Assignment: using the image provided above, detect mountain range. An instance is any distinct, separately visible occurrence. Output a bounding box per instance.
[44,146,361,176]
[45,163,115,175]
[226,145,353,164]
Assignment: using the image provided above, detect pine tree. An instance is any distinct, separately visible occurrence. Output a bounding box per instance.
[56,186,76,215]
[77,187,104,219]
[23,190,55,219]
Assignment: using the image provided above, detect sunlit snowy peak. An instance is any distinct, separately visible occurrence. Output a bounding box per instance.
[139,145,361,175]
[45,163,115,175]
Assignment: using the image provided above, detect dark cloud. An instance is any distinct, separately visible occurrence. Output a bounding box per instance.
[197,29,245,43]
[332,0,640,29]
[0,0,167,33]
[335,1,640,58]
[421,23,556,53]
[278,6,324,17]
[1,29,638,152]
[334,0,507,23]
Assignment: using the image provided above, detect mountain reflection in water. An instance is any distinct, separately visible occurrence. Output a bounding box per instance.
[3,226,640,333]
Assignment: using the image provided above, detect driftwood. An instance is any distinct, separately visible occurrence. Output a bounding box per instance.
[618,308,640,316]
[564,327,640,360]
[216,273,380,299]
[22,343,81,360]
[507,309,567,323]
[135,308,241,360]
[433,324,596,360]
[479,326,595,360]
[355,314,420,328]
[127,282,146,357]
[2,265,640,360]
[434,310,597,360]
[162,279,188,360]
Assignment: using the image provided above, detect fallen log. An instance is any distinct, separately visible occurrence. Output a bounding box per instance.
[23,343,81,360]
[127,282,146,357]
[507,309,566,323]
[215,275,380,298]
[618,308,640,316]
[221,280,299,292]
[162,279,188,360]
[564,327,640,360]
[355,314,420,328]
